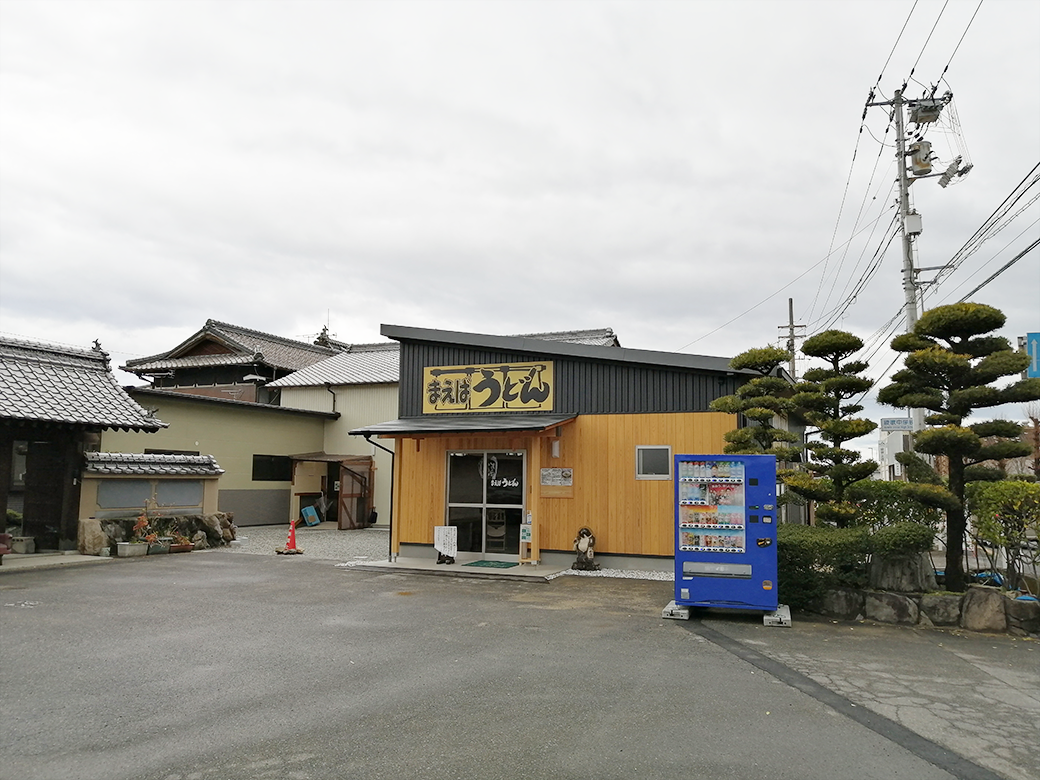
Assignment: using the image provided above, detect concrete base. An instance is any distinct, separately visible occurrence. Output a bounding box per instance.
[764,604,792,627]
[661,600,690,620]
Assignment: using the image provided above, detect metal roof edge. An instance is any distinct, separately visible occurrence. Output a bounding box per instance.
[380,324,754,375]
[126,387,340,418]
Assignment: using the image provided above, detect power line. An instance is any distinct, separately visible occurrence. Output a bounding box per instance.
[957,234,1040,302]
[677,211,891,351]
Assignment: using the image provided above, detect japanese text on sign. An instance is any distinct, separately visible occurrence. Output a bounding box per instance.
[423,362,554,414]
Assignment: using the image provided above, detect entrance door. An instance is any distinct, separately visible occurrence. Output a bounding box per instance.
[446,451,524,560]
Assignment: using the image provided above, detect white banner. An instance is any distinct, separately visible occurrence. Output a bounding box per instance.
[434,525,458,557]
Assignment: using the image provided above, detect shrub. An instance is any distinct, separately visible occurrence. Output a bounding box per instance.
[870,522,936,558]
[777,524,869,610]
[844,480,943,531]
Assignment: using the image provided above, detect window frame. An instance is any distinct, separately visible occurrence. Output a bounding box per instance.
[635,445,672,481]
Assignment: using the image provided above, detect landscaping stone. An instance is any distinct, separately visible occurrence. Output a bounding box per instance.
[77,518,109,556]
[818,588,865,620]
[960,585,1007,632]
[1004,595,1040,636]
[868,553,937,593]
[864,591,919,625]
[919,593,963,626]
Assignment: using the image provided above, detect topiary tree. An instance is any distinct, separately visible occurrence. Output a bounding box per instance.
[878,302,1040,592]
[786,330,878,526]
[710,346,801,460]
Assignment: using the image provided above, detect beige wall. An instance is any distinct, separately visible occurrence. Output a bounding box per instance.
[79,475,220,519]
[101,394,327,524]
[280,383,398,527]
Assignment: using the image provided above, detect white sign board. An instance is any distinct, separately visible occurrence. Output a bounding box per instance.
[434,525,457,557]
[540,467,573,486]
[880,418,913,432]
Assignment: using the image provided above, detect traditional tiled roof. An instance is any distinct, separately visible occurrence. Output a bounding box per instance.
[84,452,224,476]
[269,329,619,389]
[122,320,340,374]
[0,337,166,431]
[268,342,400,388]
[509,328,621,347]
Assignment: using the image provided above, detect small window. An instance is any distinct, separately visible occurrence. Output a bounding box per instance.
[252,454,293,482]
[636,446,672,480]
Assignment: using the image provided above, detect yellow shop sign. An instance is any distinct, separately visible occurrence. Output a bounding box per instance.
[423,362,554,413]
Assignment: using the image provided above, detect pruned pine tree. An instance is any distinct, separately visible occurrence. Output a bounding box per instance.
[783,330,878,527]
[878,302,1040,592]
[709,346,801,460]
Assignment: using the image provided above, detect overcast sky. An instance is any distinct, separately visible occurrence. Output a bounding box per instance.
[1,0,1037,438]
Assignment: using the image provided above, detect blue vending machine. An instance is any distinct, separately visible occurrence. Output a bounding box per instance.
[673,454,779,613]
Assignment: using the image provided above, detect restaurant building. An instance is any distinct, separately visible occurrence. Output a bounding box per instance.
[351,325,776,569]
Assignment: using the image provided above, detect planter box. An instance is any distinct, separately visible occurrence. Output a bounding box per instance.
[116,542,148,558]
[169,544,193,553]
[11,536,35,554]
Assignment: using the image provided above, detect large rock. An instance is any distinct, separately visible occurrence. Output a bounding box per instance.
[869,553,938,593]
[1005,595,1040,636]
[919,593,963,626]
[960,585,1007,632]
[865,591,920,625]
[200,514,225,543]
[78,518,109,556]
[819,588,865,620]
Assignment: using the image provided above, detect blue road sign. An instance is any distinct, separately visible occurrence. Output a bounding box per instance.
[1028,333,1040,378]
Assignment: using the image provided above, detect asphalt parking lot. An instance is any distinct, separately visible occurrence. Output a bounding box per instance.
[1,550,1036,780]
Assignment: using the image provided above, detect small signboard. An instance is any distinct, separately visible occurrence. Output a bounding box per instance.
[540,467,574,498]
[1027,333,1039,379]
[434,525,457,558]
[880,418,913,432]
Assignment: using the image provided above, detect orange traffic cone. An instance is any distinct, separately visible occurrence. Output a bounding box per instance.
[276,519,303,555]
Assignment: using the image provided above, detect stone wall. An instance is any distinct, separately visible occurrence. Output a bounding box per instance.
[816,585,1040,637]
[78,512,237,556]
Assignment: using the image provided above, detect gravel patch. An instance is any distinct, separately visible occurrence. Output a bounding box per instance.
[548,568,672,581]
[228,524,392,562]
[229,524,673,581]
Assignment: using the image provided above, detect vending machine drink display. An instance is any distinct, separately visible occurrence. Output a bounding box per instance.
[673,454,778,612]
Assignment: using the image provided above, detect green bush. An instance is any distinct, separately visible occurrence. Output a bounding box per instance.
[777,524,869,610]
[844,480,943,530]
[870,522,936,558]
[6,508,23,526]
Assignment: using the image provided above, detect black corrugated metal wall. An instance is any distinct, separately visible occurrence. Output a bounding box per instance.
[398,342,744,417]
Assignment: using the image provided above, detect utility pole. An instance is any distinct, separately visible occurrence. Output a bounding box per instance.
[867,86,963,431]
[892,89,921,332]
[777,298,805,380]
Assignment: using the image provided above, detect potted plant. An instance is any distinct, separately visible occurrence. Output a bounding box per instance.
[169,533,193,553]
[116,516,152,558]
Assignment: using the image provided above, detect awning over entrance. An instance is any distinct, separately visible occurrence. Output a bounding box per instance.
[289,452,372,464]
[350,413,578,437]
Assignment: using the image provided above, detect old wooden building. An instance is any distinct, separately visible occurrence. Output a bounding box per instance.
[0,337,165,551]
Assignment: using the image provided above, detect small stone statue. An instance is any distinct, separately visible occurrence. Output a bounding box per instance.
[572,526,600,571]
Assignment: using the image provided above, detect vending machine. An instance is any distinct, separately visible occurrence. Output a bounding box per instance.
[672,454,779,613]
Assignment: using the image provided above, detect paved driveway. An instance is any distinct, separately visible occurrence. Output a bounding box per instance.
[1,551,1032,780]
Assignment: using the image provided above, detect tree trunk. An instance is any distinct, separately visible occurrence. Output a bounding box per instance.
[945,458,967,592]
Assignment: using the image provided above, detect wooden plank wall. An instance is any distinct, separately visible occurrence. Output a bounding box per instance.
[391,412,735,558]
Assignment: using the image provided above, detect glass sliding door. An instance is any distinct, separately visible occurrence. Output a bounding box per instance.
[446,451,525,560]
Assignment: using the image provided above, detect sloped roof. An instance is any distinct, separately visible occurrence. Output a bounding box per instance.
[84,452,224,476]
[508,328,620,347]
[269,328,620,389]
[122,319,339,374]
[0,337,166,431]
[268,342,400,388]
[383,324,756,375]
